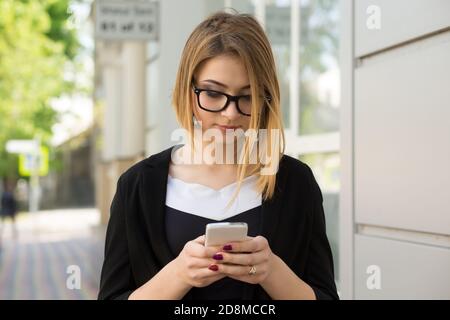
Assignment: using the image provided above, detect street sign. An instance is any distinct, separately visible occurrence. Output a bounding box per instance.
[6,140,39,154]
[18,146,49,177]
[95,0,159,41]
[5,138,44,214]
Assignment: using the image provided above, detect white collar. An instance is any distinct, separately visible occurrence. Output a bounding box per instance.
[165,175,262,221]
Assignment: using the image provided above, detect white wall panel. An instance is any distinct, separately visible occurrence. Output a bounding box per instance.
[355,235,450,299]
[355,0,450,57]
[354,32,450,235]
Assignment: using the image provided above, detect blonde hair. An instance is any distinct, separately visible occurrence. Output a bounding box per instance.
[172,10,285,208]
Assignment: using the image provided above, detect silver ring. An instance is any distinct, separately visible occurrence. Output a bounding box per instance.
[248,265,257,275]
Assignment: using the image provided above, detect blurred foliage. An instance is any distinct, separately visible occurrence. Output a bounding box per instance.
[46,0,80,60]
[0,0,80,179]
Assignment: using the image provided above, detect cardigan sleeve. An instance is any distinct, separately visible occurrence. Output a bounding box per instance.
[98,177,135,300]
[304,167,340,300]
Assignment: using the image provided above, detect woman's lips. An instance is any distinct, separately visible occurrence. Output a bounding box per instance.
[215,125,240,130]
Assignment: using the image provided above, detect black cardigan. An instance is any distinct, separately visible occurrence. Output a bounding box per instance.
[98,145,339,300]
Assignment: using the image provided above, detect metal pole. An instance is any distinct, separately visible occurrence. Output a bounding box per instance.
[30,139,39,214]
[30,138,41,233]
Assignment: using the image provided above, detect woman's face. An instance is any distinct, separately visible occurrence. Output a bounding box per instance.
[192,54,251,137]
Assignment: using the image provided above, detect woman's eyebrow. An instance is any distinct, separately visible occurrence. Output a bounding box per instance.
[201,79,250,90]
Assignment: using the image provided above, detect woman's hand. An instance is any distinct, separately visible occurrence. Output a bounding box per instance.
[174,235,226,288]
[210,235,275,285]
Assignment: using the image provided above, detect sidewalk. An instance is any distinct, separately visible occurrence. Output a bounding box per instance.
[0,208,106,300]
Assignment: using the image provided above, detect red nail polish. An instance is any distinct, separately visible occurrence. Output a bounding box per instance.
[212,253,223,260]
[223,244,232,251]
[209,264,218,271]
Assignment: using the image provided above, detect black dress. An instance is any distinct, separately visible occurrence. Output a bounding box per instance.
[164,174,267,299]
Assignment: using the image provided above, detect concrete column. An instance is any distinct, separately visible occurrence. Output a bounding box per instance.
[120,42,146,159]
[102,65,122,161]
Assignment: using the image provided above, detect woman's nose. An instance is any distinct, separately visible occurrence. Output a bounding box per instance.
[220,100,241,119]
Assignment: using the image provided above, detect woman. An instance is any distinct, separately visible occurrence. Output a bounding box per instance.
[98,11,338,300]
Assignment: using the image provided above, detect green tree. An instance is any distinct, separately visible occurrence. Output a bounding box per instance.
[0,0,80,179]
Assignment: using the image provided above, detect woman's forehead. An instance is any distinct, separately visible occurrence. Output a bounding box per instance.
[195,55,250,89]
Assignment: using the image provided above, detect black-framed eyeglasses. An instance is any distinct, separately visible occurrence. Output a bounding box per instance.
[192,84,271,117]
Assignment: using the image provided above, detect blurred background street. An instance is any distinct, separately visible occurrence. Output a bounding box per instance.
[0,208,104,299]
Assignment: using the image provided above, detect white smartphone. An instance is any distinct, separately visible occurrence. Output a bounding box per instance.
[205,222,248,247]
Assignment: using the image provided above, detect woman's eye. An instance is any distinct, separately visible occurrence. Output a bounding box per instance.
[206,91,222,98]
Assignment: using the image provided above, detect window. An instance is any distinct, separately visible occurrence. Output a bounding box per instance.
[265,0,341,287]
